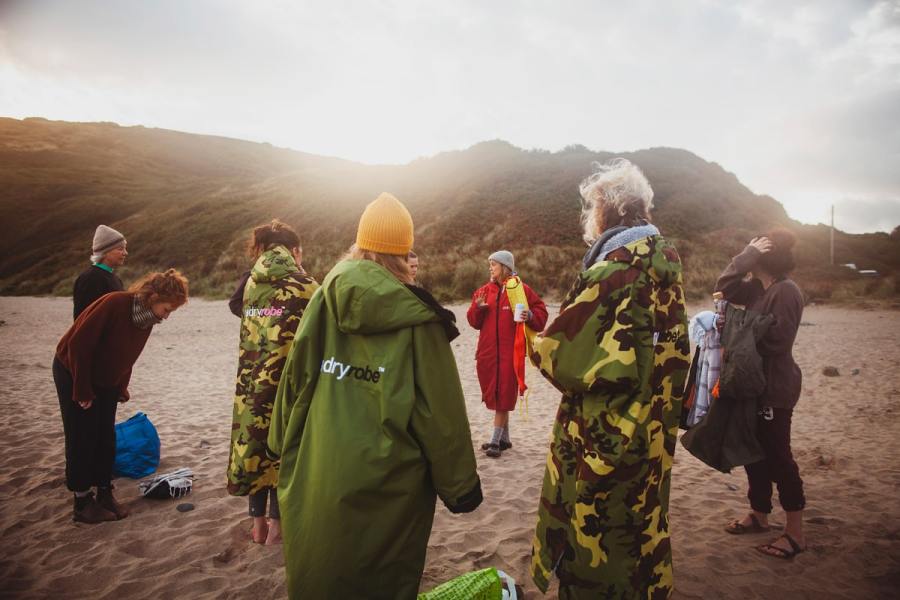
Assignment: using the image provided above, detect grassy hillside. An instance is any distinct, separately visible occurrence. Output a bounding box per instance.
[1,117,897,305]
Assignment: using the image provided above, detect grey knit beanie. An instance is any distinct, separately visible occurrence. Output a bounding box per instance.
[488,250,515,273]
[91,225,126,262]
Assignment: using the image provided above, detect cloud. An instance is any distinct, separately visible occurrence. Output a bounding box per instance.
[0,0,897,231]
[835,197,900,234]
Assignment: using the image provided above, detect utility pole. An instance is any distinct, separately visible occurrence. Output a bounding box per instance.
[830,204,835,265]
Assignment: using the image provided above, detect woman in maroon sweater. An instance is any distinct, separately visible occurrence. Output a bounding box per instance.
[54,269,189,523]
[715,230,807,559]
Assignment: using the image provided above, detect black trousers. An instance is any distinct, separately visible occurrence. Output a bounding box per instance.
[53,358,119,492]
[249,488,280,519]
[744,407,806,513]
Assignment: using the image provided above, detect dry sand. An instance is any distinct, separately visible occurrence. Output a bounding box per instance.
[0,296,898,599]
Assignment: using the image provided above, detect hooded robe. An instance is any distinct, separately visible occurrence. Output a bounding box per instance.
[529,233,690,600]
[227,245,318,496]
[269,259,482,599]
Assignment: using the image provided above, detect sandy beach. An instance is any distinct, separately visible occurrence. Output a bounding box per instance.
[0,296,898,599]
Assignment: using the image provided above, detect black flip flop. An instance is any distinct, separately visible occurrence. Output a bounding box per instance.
[756,533,806,559]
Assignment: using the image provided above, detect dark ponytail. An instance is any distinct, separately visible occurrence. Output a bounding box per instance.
[248,219,301,257]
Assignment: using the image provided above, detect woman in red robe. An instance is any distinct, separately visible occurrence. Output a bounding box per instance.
[467,250,547,458]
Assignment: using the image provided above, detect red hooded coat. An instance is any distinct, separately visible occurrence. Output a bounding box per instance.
[467,279,548,411]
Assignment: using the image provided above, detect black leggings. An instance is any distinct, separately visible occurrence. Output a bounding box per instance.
[249,488,280,519]
[744,407,806,513]
[53,358,119,492]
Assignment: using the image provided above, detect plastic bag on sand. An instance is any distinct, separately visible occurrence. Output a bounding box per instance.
[113,412,160,478]
[417,567,518,600]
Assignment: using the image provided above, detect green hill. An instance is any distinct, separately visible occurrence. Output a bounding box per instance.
[1,117,897,304]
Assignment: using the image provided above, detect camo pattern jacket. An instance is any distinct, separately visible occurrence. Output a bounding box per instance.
[227,246,318,496]
[529,234,690,600]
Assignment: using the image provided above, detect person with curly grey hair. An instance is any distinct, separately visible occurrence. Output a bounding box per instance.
[578,157,657,256]
[529,158,690,599]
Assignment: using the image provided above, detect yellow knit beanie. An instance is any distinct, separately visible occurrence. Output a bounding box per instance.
[356,193,414,256]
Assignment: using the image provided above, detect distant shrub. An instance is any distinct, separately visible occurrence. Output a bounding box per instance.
[802,280,834,303]
[2,119,897,307]
[452,258,485,299]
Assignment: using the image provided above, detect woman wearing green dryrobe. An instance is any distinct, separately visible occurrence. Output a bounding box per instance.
[529,159,690,599]
[227,220,318,545]
[269,193,483,599]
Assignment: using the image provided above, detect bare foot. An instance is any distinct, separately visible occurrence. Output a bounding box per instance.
[265,518,282,546]
[251,517,268,544]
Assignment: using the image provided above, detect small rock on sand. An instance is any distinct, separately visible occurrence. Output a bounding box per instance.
[816,454,835,468]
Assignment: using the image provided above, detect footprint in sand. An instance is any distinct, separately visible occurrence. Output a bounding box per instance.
[213,523,253,564]
[212,546,237,564]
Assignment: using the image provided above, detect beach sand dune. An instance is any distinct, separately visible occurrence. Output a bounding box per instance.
[0,297,897,599]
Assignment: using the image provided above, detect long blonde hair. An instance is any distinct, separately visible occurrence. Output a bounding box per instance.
[341,244,413,284]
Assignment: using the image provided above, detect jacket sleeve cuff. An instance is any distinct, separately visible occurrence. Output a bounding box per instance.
[732,245,761,273]
[443,478,483,514]
[73,381,93,406]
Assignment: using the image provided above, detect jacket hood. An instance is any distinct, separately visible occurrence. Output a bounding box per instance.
[587,232,683,290]
[251,246,301,284]
[321,259,441,335]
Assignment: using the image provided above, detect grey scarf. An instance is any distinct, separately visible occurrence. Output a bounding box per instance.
[583,222,661,269]
[132,295,162,329]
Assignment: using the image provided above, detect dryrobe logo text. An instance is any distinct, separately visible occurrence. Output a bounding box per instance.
[320,356,385,383]
[244,305,284,317]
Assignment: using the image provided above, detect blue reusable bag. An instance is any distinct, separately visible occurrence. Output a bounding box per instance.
[113,412,160,478]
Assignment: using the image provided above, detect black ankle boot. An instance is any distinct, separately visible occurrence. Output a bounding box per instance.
[97,486,130,519]
[73,492,118,524]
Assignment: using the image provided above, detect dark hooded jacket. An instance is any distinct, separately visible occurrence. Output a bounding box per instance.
[714,245,803,409]
[681,303,774,472]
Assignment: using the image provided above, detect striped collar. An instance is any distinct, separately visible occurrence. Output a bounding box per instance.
[131,295,162,329]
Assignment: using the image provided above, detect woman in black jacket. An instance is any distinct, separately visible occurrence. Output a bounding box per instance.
[716,229,806,559]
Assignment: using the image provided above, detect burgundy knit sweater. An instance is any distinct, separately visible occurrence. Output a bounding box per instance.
[715,246,803,409]
[56,292,153,406]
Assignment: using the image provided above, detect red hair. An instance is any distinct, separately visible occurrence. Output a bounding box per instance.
[129,269,189,305]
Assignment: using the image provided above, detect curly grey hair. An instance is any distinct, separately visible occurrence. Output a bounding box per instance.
[579,158,654,243]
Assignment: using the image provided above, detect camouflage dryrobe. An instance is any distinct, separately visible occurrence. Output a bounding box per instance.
[227,245,318,496]
[530,234,690,600]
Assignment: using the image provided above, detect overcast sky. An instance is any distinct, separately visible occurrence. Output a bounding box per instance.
[1,0,898,233]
